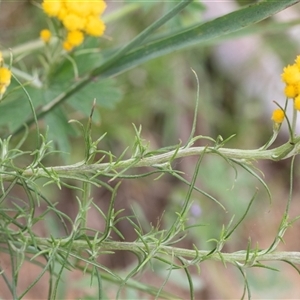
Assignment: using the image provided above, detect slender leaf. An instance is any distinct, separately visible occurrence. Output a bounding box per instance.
[10,0,300,135]
[95,0,300,78]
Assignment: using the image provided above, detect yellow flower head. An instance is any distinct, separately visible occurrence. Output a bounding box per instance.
[40,29,52,43]
[0,67,12,86]
[294,95,300,111]
[284,84,298,98]
[42,0,62,18]
[62,14,85,32]
[281,64,300,85]
[65,3,90,17]
[90,1,107,15]
[0,67,12,97]
[66,30,84,47]
[271,108,285,124]
[84,16,106,37]
[57,6,68,21]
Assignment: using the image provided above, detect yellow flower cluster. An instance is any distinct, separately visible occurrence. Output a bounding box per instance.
[281,55,300,111]
[41,0,106,51]
[0,52,12,98]
[272,54,300,125]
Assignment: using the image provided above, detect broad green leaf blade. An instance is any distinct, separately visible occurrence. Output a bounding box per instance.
[70,78,122,113]
[1,49,122,135]
[0,85,44,133]
[44,106,76,158]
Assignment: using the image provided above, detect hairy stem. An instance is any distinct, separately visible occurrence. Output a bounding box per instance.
[1,139,299,181]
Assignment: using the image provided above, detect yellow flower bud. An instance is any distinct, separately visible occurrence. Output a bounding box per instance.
[40,29,52,43]
[271,108,285,124]
[63,41,74,52]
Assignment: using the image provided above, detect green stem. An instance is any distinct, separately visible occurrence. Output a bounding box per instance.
[81,182,91,231]
[292,107,298,141]
[14,238,300,266]
[1,139,300,181]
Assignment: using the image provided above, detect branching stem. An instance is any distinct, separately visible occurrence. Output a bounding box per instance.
[14,238,300,266]
[1,139,299,181]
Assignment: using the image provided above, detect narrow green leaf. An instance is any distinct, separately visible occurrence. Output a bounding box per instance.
[97,0,300,78]
[10,0,300,136]
[92,0,193,74]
